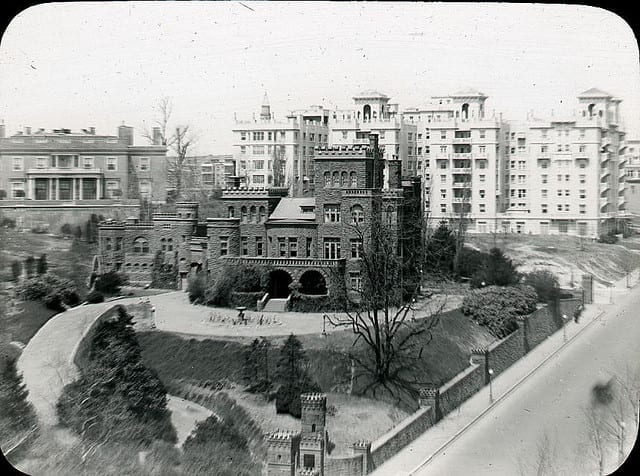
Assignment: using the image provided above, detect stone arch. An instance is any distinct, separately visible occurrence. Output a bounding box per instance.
[268,269,293,298]
[363,104,371,121]
[133,236,149,254]
[332,171,340,187]
[350,171,357,188]
[299,270,327,295]
[341,171,348,187]
[588,103,595,117]
[241,206,248,223]
[461,103,469,120]
[324,171,331,188]
[259,206,266,222]
[228,206,235,218]
[250,206,257,223]
[351,204,364,224]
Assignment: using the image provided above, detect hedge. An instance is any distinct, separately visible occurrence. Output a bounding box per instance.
[230,291,263,310]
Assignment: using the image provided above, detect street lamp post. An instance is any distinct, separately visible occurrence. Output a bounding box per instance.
[562,314,567,343]
[322,315,327,337]
[488,368,494,404]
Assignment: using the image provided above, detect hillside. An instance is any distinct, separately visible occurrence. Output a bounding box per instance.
[466,233,640,286]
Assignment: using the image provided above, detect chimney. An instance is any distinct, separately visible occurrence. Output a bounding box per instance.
[152,126,162,145]
[25,126,31,135]
[117,125,134,145]
[89,126,95,135]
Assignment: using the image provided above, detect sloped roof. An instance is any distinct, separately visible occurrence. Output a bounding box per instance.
[578,87,612,98]
[268,197,316,223]
[353,90,389,99]
[451,88,487,97]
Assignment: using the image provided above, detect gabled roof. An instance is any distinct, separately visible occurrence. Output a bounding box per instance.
[268,197,316,223]
[578,88,612,98]
[353,90,389,99]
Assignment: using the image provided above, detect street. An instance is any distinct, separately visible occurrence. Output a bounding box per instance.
[372,281,640,476]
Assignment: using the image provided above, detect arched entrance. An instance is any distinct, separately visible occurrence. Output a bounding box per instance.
[363,104,371,121]
[269,270,293,298]
[299,270,327,295]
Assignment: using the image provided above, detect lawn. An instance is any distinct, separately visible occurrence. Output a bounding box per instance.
[0,298,58,347]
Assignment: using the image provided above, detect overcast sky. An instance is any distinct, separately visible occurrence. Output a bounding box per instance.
[0,2,638,154]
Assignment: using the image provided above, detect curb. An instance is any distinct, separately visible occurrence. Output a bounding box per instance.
[407,307,606,475]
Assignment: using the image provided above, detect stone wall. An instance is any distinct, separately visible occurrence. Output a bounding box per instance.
[438,363,484,418]
[72,305,122,372]
[325,453,364,476]
[369,406,436,470]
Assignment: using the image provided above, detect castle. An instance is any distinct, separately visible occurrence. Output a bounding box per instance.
[96,134,421,306]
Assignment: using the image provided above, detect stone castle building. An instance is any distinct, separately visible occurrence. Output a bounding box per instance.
[97,134,421,304]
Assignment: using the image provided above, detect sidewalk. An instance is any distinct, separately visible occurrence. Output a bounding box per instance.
[371,270,640,476]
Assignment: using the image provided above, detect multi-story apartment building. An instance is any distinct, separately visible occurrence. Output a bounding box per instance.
[232,93,330,197]
[623,139,640,220]
[403,89,507,233]
[0,123,167,229]
[403,88,626,237]
[171,154,236,198]
[329,90,417,184]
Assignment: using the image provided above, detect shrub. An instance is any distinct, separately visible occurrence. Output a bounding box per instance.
[456,248,489,278]
[60,223,73,236]
[424,222,457,276]
[597,232,618,244]
[187,273,207,304]
[523,269,560,302]
[16,274,80,311]
[11,261,22,282]
[206,265,269,307]
[470,247,520,288]
[86,290,105,304]
[230,291,262,310]
[461,285,537,338]
[94,271,128,294]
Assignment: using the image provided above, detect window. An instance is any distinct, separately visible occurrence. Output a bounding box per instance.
[479,189,485,198]
[240,132,247,141]
[579,204,586,214]
[139,181,151,198]
[220,236,228,256]
[106,180,120,198]
[252,131,264,141]
[479,129,486,138]
[351,205,364,224]
[350,172,358,188]
[350,272,362,292]
[259,206,266,222]
[139,157,150,171]
[580,174,586,184]
[107,157,117,171]
[241,236,249,256]
[479,145,486,154]
[350,239,363,258]
[289,238,298,257]
[564,144,570,152]
[565,189,570,196]
[35,157,47,169]
[133,237,149,254]
[565,174,570,182]
[342,131,348,139]
[542,174,548,184]
[440,174,446,184]
[166,238,173,251]
[324,204,340,222]
[579,190,586,199]
[541,204,548,214]
[11,181,25,199]
[12,157,23,171]
[541,189,548,199]
[441,130,446,139]
[323,238,341,259]
[478,160,486,169]
[253,159,264,170]
[440,146,447,154]
[253,146,265,155]
[83,157,94,169]
[557,204,563,211]
[479,174,485,182]
[440,204,447,213]
[579,145,586,153]
[518,189,526,198]
[479,204,486,213]
[557,189,563,197]
[255,237,264,256]
[306,237,313,257]
[324,171,331,187]
[253,175,265,184]
[241,206,248,223]
[228,206,235,218]
[564,204,570,211]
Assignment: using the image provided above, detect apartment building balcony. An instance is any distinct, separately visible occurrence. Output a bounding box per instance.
[435,153,452,160]
[619,181,626,193]
[452,180,472,188]
[453,152,472,159]
[474,153,489,159]
[600,181,611,194]
[451,196,471,203]
[452,167,472,173]
[600,168,611,179]
[452,137,472,145]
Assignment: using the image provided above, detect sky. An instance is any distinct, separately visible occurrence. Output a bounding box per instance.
[0,1,638,155]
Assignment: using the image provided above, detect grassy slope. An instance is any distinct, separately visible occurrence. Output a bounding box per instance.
[467,233,640,286]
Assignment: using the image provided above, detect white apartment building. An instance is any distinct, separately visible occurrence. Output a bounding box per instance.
[623,139,640,219]
[403,88,626,238]
[403,89,507,233]
[329,90,417,185]
[232,93,330,197]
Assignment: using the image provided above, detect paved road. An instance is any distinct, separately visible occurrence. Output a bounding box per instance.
[377,282,640,476]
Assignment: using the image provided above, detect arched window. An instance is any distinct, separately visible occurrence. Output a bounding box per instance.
[160,238,167,251]
[250,206,257,223]
[167,238,173,251]
[350,171,357,188]
[241,206,248,223]
[351,204,364,224]
[259,206,266,222]
[324,171,331,188]
[386,205,394,225]
[598,110,603,117]
[363,104,371,121]
[133,237,149,254]
[332,171,340,187]
[588,104,595,117]
[228,206,235,218]
[462,103,469,120]
[341,171,348,187]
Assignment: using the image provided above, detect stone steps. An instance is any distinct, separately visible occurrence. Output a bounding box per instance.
[263,298,288,312]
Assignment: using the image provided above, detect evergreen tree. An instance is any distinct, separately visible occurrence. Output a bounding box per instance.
[243,339,260,385]
[274,334,306,386]
[470,247,521,288]
[0,357,37,433]
[24,256,35,277]
[425,221,456,276]
[36,254,48,275]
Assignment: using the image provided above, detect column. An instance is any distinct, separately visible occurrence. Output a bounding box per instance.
[49,178,53,200]
[28,178,35,200]
[79,177,83,200]
[72,178,76,200]
[96,177,102,200]
[56,178,60,200]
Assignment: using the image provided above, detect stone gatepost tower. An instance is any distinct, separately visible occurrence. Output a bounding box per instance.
[298,393,327,475]
[581,273,593,304]
[266,430,300,476]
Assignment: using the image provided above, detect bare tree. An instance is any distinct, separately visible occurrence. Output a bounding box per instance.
[515,429,561,476]
[326,204,445,400]
[583,404,610,476]
[143,97,197,202]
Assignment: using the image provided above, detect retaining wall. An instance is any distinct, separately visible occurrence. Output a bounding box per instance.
[325,453,364,476]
